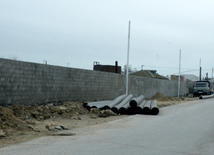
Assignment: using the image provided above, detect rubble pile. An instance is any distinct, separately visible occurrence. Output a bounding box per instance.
[0,101,88,138]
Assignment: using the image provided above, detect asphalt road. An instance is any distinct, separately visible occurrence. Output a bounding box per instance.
[1,98,214,155]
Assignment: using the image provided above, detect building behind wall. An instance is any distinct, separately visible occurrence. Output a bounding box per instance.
[93,61,121,74]
[171,75,185,81]
[131,70,169,80]
[171,74,200,95]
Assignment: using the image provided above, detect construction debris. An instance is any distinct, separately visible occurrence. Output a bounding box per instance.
[99,109,117,117]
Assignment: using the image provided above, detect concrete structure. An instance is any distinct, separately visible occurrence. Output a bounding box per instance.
[0,58,186,106]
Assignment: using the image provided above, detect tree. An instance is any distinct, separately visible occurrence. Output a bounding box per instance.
[121,65,138,74]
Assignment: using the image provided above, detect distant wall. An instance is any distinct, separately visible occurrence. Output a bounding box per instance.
[0,58,186,106]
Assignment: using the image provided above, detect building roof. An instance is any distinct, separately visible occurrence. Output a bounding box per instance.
[180,74,199,81]
[130,70,169,80]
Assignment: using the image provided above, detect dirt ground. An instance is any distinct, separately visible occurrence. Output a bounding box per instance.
[151,92,197,107]
[0,93,197,148]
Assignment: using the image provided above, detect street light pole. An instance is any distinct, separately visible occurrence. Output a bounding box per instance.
[199,58,202,81]
[178,49,181,98]
[126,21,131,95]
[212,67,213,79]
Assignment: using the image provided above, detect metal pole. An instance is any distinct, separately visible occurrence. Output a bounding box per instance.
[212,67,213,79]
[126,21,131,95]
[178,49,181,98]
[199,58,201,81]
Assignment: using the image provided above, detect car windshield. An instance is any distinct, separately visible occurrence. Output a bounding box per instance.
[195,83,208,87]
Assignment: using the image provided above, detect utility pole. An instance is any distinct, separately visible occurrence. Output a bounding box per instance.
[212,67,214,79]
[126,21,131,95]
[178,49,181,98]
[199,58,202,81]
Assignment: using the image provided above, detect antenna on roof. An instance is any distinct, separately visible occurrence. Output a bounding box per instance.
[141,65,144,70]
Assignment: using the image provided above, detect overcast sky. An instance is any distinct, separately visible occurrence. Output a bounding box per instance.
[1,0,214,78]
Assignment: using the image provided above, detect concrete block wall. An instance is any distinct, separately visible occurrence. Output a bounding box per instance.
[129,75,186,98]
[0,58,186,106]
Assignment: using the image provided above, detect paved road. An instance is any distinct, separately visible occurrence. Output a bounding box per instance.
[1,99,214,155]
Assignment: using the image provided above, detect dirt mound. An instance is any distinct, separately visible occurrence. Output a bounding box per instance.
[10,102,88,121]
[0,101,89,138]
[150,93,166,100]
[0,106,27,132]
[151,93,182,101]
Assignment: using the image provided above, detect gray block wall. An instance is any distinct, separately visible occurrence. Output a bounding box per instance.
[0,58,186,106]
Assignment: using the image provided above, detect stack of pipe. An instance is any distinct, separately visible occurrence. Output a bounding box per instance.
[111,94,134,114]
[85,94,159,115]
[103,94,127,110]
[129,95,145,107]
[142,100,151,114]
[87,101,112,110]
[150,100,159,115]
[135,100,147,114]
[126,95,145,115]
[119,101,130,114]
